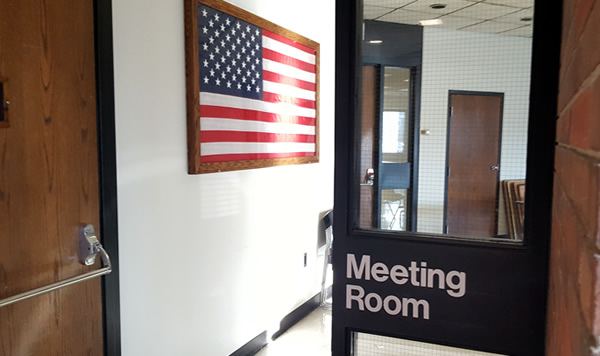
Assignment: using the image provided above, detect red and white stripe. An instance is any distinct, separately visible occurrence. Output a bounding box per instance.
[199,29,317,163]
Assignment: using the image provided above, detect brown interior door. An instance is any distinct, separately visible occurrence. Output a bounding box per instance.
[446,92,502,237]
[358,65,377,228]
[0,1,104,355]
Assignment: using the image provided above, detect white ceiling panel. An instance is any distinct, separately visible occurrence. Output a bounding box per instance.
[364,5,395,20]
[364,0,414,9]
[461,20,522,34]
[483,0,534,8]
[492,8,534,24]
[364,0,535,37]
[436,15,485,29]
[451,2,521,20]
[501,25,533,37]
[378,9,436,25]
[402,0,473,15]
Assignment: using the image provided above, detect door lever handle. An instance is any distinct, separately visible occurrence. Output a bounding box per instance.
[79,224,108,266]
[360,168,375,186]
[0,224,112,308]
[490,165,500,171]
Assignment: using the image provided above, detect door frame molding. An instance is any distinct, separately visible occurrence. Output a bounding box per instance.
[443,90,505,236]
[94,1,121,355]
[409,66,421,232]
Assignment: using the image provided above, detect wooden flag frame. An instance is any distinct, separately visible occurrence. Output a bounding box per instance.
[184,0,320,174]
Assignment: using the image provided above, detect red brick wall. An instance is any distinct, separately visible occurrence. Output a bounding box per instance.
[547,0,600,354]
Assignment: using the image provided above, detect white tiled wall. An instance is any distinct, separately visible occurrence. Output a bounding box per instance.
[417,27,532,235]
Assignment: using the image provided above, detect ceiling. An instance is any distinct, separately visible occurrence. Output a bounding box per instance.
[364,0,534,37]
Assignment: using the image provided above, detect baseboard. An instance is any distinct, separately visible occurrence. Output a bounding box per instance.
[228,287,331,356]
[271,291,322,340]
[229,331,267,356]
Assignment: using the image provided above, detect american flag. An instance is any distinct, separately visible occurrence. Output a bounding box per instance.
[197,4,317,163]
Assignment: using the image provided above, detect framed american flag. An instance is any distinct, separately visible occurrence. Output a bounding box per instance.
[184,0,320,174]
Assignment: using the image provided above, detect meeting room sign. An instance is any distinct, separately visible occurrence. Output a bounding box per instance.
[345,253,467,320]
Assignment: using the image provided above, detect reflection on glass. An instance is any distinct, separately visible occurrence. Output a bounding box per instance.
[378,66,411,231]
[353,332,508,356]
[380,189,407,231]
[382,112,406,157]
[358,1,533,241]
[382,66,410,166]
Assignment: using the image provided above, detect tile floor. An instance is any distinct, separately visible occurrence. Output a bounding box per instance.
[254,306,332,356]
[253,304,505,356]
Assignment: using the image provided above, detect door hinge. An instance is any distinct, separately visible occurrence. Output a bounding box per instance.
[450,106,454,117]
[447,167,451,177]
[444,225,448,234]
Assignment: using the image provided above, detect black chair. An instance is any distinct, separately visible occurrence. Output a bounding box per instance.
[320,210,333,307]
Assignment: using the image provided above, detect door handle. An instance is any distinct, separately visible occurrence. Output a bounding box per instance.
[0,224,112,308]
[490,165,500,171]
[360,168,375,186]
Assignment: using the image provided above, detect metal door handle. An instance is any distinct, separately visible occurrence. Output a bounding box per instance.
[490,165,499,171]
[360,168,375,186]
[0,224,112,308]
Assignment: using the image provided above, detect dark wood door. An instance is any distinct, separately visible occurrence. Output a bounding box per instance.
[0,1,103,355]
[446,93,502,237]
[358,66,377,228]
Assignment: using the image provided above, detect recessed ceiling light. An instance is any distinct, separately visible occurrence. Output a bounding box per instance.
[429,4,447,9]
[419,19,443,26]
[368,40,383,44]
[520,16,533,22]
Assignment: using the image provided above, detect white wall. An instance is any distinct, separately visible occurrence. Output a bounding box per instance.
[417,27,532,235]
[112,0,335,354]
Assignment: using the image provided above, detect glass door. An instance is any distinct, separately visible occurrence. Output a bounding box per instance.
[333,0,562,355]
[378,66,412,231]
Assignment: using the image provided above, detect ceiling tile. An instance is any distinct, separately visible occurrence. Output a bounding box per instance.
[364,5,395,19]
[484,0,534,8]
[461,20,522,34]
[367,0,534,38]
[492,8,534,24]
[437,14,485,29]
[451,2,521,20]
[377,9,437,25]
[501,25,533,37]
[402,0,473,15]
[363,0,415,9]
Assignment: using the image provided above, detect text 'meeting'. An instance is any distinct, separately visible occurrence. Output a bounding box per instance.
[345,254,467,320]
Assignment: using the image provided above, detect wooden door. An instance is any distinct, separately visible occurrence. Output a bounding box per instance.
[358,66,377,228]
[0,1,104,355]
[446,93,502,237]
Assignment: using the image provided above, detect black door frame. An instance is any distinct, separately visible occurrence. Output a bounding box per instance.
[333,0,562,355]
[94,1,121,355]
[443,90,505,236]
